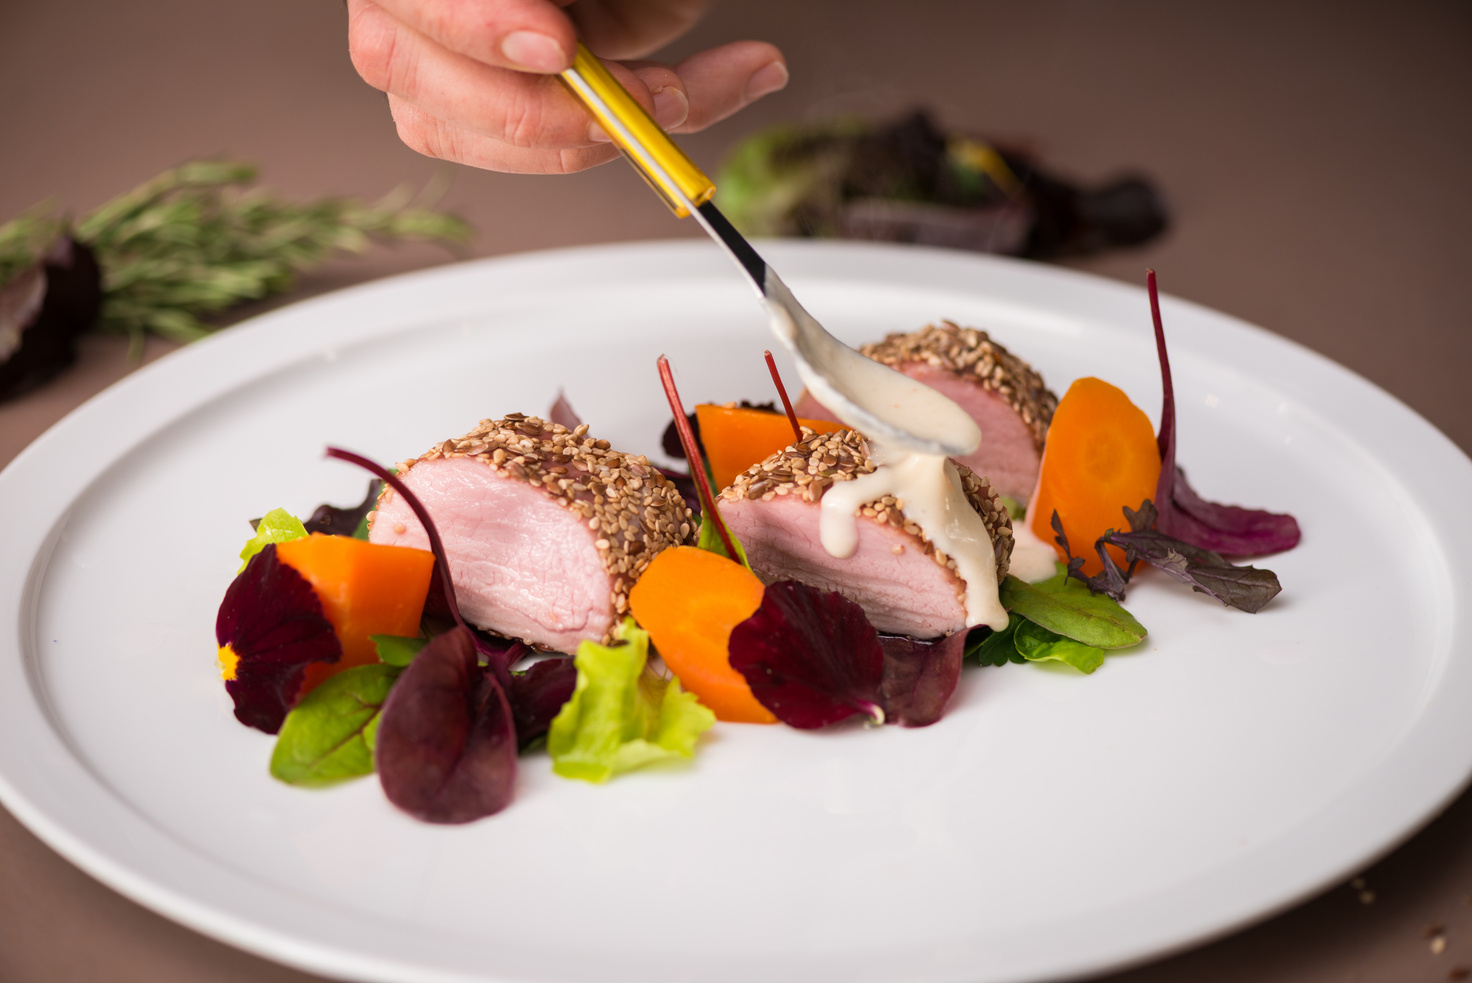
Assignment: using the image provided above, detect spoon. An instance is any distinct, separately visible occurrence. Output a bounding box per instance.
[559,44,980,458]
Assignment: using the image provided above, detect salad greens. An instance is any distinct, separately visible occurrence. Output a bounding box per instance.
[548,621,714,783]
[237,507,306,572]
[270,663,400,787]
[999,566,1147,649]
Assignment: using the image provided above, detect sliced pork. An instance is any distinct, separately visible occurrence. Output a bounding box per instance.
[370,414,693,652]
[718,428,1012,638]
[793,321,1056,502]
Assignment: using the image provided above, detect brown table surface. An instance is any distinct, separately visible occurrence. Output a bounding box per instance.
[3,1,1471,980]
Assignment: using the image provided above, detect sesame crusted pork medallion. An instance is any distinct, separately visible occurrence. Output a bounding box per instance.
[794,321,1057,502]
[369,414,693,652]
[718,427,1013,638]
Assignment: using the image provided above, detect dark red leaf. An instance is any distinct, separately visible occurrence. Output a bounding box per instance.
[507,657,578,748]
[547,389,582,430]
[0,237,102,402]
[876,632,967,727]
[1147,270,1300,556]
[216,545,341,734]
[302,479,379,537]
[728,581,885,728]
[375,626,517,824]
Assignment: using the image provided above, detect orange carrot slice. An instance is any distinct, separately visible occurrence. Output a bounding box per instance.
[275,534,435,692]
[629,545,776,724]
[696,404,847,490]
[1029,378,1161,575]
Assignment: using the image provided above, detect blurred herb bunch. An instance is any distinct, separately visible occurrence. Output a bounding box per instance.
[0,161,470,401]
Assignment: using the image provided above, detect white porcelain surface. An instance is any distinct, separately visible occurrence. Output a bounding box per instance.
[1,241,1469,983]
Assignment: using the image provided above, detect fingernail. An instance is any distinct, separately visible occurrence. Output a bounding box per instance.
[587,121,611,143]
[501,31,566,73]
[652,86,689,130]
[745,61,789,101]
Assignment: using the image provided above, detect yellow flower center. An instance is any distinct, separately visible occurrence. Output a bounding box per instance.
[217,644,239,681]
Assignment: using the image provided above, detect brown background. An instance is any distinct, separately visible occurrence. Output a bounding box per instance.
[2,1,1471,980]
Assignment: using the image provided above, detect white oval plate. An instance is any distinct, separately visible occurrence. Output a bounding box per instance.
[2,241,1469,983]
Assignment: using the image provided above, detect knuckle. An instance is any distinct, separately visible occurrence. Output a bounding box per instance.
[347,7,402,92]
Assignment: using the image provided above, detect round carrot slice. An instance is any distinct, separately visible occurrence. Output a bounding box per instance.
[1029,377,1161,576]
[629,546,777,724]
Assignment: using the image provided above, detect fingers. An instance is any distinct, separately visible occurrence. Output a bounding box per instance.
[367,0,577,73]
[389,95,624,173]
[668,41,788,133]
[350,0,688,148]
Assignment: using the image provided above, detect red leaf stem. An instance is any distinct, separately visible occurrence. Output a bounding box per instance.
[655,356,739,560]
[765,350,802,442]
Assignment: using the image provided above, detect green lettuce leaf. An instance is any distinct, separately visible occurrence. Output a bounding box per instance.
[966,613,1026,667]
[269,663,401,786]
[548,620,715,783]
[238,508,307,572]
[1012,620,1107,674]
[999,568,1147,649]
[696,511,750,568]
[371,633,426,668]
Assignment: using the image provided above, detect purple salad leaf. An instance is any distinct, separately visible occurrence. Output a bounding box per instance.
[1101,500,1283,613]
[0,236,102,402]
[375,626,517,823]
[548,388,583,430]
[1146,270,1301,556]
[1051,510,1131,601]
[216,544,342,733]
[507,656,578,749]
[302,479,380,539]
[875,631,967,727]
[728,581,885,728]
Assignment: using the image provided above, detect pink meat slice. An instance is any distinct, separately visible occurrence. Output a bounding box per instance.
[794,362,1042,502]
[721,494,967,638]
[369,456,613,652]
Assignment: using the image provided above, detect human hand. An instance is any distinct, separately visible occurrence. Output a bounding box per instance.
[347,0,788,174]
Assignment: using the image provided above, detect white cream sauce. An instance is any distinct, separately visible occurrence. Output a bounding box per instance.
[766,290,1011,631]
[1008,517,1064,583]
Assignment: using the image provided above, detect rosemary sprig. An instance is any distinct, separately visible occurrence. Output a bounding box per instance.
[0,161,472,355]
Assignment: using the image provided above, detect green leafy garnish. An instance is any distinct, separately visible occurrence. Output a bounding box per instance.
[269,664,401,786]
[1012,620,1107,674]
[966,613,1025,666]
[547,620,715,783]
[999,567,1147,649]
[999,496,1025,521]
[371,634,426,668]
[238,508,307,572]
[696,512,750,567]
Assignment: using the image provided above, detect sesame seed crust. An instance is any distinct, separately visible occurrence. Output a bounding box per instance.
[719,428,1014,586]
[371,414,694,639]
[860,321,1057,450]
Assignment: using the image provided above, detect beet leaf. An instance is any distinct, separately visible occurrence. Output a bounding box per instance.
[876,631,967,727]
[547,388,583,430]
[303,479,380,539]
[728,581,886,728]
[508,657,579,751]
[1147,269,1300,555]
[374,626,518,824]
[216,544,342,733]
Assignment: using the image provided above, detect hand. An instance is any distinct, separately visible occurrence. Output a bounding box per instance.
[347,0,789,174]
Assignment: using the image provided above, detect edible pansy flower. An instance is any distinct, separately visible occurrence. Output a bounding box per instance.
[216,544,342,734]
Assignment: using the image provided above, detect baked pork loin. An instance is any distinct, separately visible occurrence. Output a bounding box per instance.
[718,428,1013,638]
[793,321,1056,502]
[369,414,693,652]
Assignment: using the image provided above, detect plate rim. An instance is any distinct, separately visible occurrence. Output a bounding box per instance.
[2,238,1471,983]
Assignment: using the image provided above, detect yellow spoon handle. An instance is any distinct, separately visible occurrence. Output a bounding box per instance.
[559,42,715,217]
